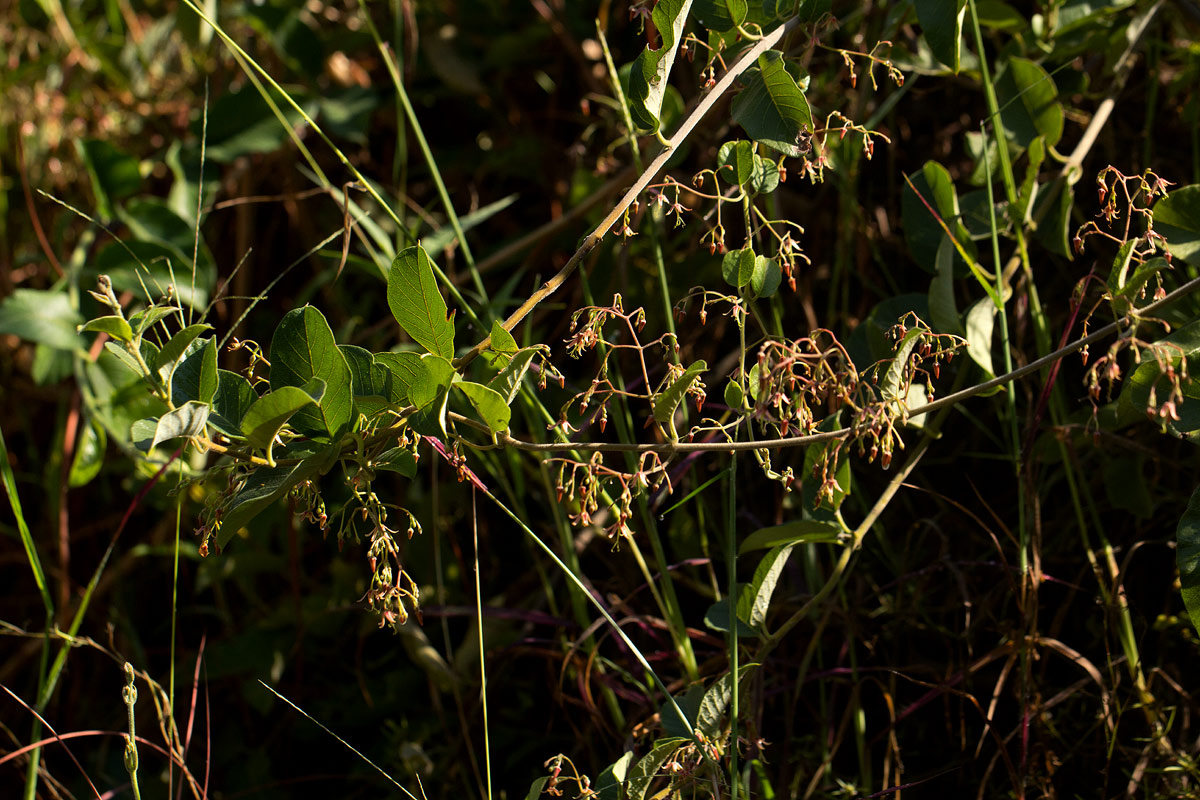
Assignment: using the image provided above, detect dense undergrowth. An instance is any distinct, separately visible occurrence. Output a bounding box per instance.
[4,1,1200,798]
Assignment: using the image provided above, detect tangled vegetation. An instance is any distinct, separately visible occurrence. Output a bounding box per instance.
[4,1,1200,798]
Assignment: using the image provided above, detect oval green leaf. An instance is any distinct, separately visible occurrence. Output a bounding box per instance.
[996,57,1063,148]
[717,139,755,186]
[270,306,353,440]
[241,381,325,463]
[387,246,455,359]
[731,50,814,158]
[79,315,134,343]
[454,380,511,434]
[653,360,707,427]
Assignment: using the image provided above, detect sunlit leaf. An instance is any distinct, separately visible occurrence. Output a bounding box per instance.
[653,361,707,429]
[732,50,813,158]
[135,400,210,452]
[750,255,782,298]
[270,306,352,440]
[210,369,258,438]
[627,0,694,133]
[455,380,511,433]
[717,139,755,186]
[387,246,455,359]
[154,323,213,370]
[965,297,997,376]
[487,348,537,404]
[241,380,325,464]
[79,315,133,343]
[722,248,756,289]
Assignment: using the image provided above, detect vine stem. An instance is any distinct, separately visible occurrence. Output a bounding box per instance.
[455,16,803,369]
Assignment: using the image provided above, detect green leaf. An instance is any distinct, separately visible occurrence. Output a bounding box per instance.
[995,57,1063,149]
[387,246,455,359]
[1114,258,1172,313]
[739,520,841,552]
[241,381,325,464]
[79,315,133,343]
[659,684,705,740]
[801,431,852,511]
[627,0,694,133]
[455,381,511,434]
[928,237,963,335]
[487,348,538,404]
[703,596,758,636]
[128,304,183,337]
[489,320,519,356]
[1178,485,1200,636]
[76,139,140,219]
[375,351,425,405]
[210,369,258,437]
[626,739,687,800]
[375,447,418,477]
[172,337,219,405]
[901,160,976,275]
[1015,136,1046,224]
[881,327,924,405]
[523,777,550,800]
[201,85,315,163]
[593,752,635,800]
[975,0,1027,31]
[722,248,756,289]
[135,400,210,452]
[339,344,394,417]
[749,154,781,194]
[697,665,757,739]
[1121,319,1200,429]
[724,380,744,409]
[153,323,213,370]
[409,355,456,437]
[731,50,814,158]
[737,544,795,630]
[1152,185,1200,265]
[218,444,337,548]
[119,198,216,278]
[653,361,707,429]
[1106,240,1139,298]
[270,306,353,440]
[717,140,755,186]
[792,0,832,23]
[750,255,782,298]
[0,289,82,350]
[915,0,967,72]
[965,297,997,377]
[694,0,747,32]
[68,418,107,488]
